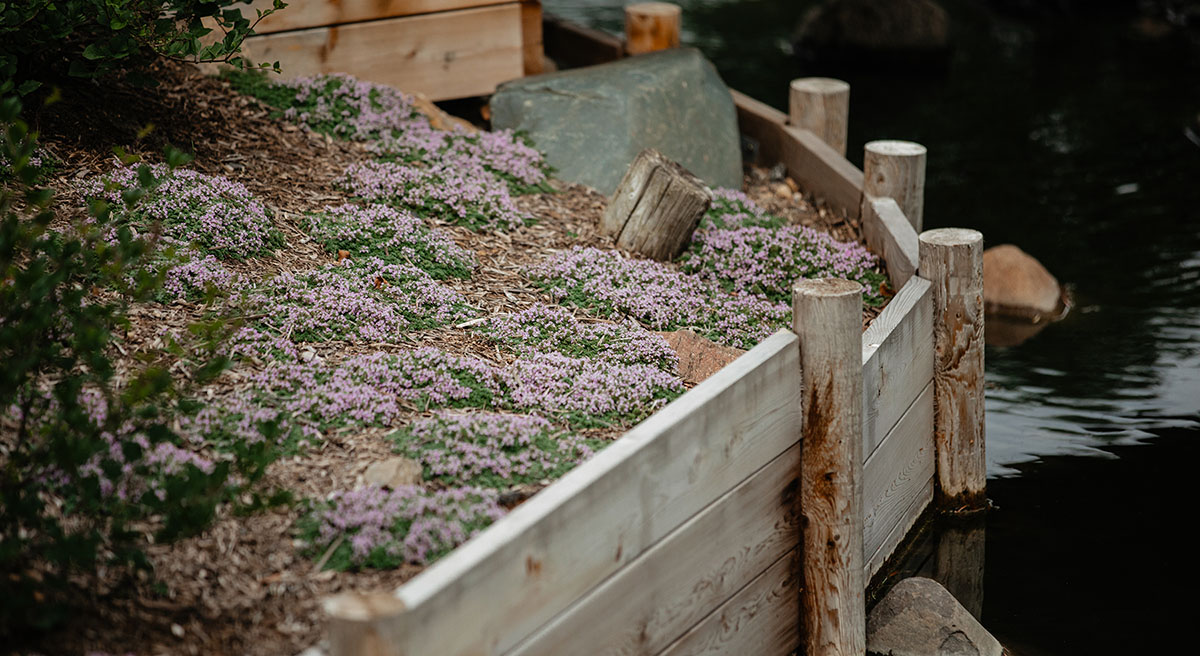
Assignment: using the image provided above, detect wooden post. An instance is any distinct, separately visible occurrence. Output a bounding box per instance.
[325,591,407,656]
[919,228,987,510]
[864,140,927,232]
[792,278,866,656]
[624,2,682,55]
[602,148,712,261]
[788,78,850,156]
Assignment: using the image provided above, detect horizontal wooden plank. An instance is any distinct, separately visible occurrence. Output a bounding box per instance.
[239,5,524,101]
[731,90,864,220]
[328,331,803,656]
[542,14,625,68]
[862,196,920,289]
[509,441,801,656]
[235,0,514,34]
[863,382,935,578]
[656,549,800,656]
[861,275,933,461]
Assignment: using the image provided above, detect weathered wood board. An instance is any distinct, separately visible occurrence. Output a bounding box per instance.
[861,276,933,461]
[237,4,525,101]
[863,382,935,578]
[862,197,920,289]
[508,442,801,656]
[542,14,624,68]
[330,332,803,656]
[235,0,514,34]
[656,550,801,656]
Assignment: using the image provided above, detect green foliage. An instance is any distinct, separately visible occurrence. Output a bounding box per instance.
[0,97,257,633]
[0,0,288,86]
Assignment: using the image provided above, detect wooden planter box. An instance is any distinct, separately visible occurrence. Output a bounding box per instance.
[323,18,986,656]
[229,0,544,101]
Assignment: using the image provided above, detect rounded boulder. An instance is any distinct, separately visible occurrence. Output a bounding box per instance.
[982,244,1064,322]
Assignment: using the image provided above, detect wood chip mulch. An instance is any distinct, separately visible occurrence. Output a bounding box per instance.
[9,61,888,656]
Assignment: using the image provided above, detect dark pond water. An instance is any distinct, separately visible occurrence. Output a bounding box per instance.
[545,1,1200,652]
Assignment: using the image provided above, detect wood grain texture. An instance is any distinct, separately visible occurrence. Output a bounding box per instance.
[508,442,801,656]
[542,14,625,68]
[860,276,933,461]
[792,279,866,656]
[861,197,919,289]
[788,78,850,156]
[326,331,803,656]
[624,2,682,55]
[236,0,514,34]
[606,150,712,261]
[919,228,987,509]
[864,141,927,233]
[656,550,801,656]
[862,382,935,577]
[238,5,524,101]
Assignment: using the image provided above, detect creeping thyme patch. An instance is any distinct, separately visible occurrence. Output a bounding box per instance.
[479,303,679,372]
[84,163,282,260]
[304,204,474,278]
[529,246,789,349]
[682,225,888,306]
[700,188,787,230]
[242,258,473,342]
[391,412,603,489]
[342,160,529,232]
[299,485,506,569]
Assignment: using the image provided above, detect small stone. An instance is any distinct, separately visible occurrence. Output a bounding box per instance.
[982,244,1064,322]
[657,329,745,385]
[171,623,185,638]
[772,182,792,199]
[867,577,1002,656]
[363,457,423,489]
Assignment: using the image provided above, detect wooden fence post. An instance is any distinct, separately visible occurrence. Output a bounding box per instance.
[792,278,866,656]
[624,2,681,55]
[864,140,927,232]
[788,78,850,157]
[918,228,987,510]
[325,591,407,656]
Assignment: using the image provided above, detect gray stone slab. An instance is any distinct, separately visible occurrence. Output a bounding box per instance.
[490,48,742,195]
[868,577,1003,656]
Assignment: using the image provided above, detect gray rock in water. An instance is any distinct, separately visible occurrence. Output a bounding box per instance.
[868,577,1002,656]
[489,48,742,195]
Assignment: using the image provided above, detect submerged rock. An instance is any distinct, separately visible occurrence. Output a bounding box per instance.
[489,48,742,195]
[982,244,1065,323]
[867,577,1003,656]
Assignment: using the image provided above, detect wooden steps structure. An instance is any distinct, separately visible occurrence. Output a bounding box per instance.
[320,8,987,656]
[225,0,545,101]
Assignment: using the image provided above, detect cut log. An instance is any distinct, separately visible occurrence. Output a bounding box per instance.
[602,149,712,261]
[624,2,683,55]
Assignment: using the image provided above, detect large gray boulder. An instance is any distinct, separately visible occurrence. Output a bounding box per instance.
[868,577,1002,656]
[489,48,742,195]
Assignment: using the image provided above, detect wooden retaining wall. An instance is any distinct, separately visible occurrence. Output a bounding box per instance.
[225,0,545,101]
[324,12,986,656]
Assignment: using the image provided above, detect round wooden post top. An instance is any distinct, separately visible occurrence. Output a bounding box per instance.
[865,140,927,157]
[626,2,682,17]
[919,227,983,247]
[793,278,863,298]
[789,77,850,94]
[324,590,407,621]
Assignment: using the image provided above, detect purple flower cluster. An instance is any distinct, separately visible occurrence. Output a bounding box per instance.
[701,188,785,230]
[479,303,678,372]
[341,160,528,232]
[393,411,598,488]
[528,246,789,349]
[682,225,885,304]
[305,204,475,278]
[370,128,550,191]
[242,258,473,342]
[177,398,322,454]
[307,484,506,567]
[158,242,245,300]
[83,163,281,260]
[501,353,682,422]
[280,73,421,140]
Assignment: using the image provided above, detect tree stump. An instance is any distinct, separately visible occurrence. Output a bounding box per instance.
[624,2,682,55]
[602,149,712,261]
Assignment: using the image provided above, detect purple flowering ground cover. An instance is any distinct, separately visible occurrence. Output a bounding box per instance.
[304,204,475,278]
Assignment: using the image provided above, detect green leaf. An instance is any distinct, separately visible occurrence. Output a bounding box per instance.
[16,80,41,96]
[81,43,107,61]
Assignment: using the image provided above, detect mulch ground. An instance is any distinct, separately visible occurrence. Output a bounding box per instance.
[10,61,880,656]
